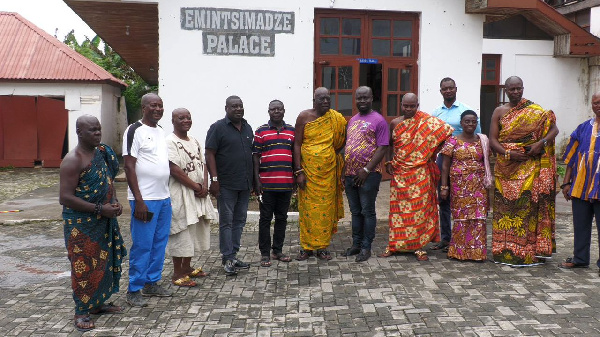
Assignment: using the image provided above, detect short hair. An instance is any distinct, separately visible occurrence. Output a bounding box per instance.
[269,99,284,106]
[460,110,478,121]
[440,77,456,87]
[226,95,241,106]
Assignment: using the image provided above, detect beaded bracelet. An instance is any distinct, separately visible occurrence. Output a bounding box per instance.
[294,169,304,176]
[504,149,511,160]
[440,186,449,190]
[93,202,102,215]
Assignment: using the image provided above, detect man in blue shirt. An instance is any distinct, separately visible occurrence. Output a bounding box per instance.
[430,77,481,251]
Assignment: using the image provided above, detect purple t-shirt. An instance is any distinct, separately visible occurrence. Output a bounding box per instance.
[344,110,389,175]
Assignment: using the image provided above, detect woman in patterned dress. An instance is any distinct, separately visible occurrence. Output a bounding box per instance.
[439,110,492,261]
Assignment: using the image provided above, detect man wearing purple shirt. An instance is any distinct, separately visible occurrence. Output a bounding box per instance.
[341,86,389,262]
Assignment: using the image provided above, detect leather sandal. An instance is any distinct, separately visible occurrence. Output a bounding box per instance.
[377,247,393,258]
[189,267,209,278]
[89,302,123,315]
[296,249,311,261]
[271,252,292,262]
[172,275,197,287]
[558,257,589,269]
[415,250,429,261]
[316,249,332,260]
[74,315,95,332]
[260,256,272,267]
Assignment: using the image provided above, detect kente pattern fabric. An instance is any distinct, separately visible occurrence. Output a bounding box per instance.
[440,136,488,261]
[563,118,600,201]
[62,144,126,315]
[298,109,347,251]
[492,99,556,266]
[388,111,453,252]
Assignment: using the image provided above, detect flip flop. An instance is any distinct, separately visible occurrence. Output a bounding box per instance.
[89,302,123,315]
[260,256,272,267]
[189,267,209,278]
[172,275,197,287]
[74,315,95,332]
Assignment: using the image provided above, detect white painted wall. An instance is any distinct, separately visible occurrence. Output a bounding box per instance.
[482,39,590,153]
[0,82,124,154]
[158,0,484,144]
[591,6,600,38]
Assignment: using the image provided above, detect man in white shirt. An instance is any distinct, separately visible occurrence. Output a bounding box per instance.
[123,93,172,306]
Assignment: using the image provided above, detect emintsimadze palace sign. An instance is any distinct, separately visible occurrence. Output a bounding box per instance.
[181,7,295,56]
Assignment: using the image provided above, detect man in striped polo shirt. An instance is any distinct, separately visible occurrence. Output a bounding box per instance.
[252,99,295,267]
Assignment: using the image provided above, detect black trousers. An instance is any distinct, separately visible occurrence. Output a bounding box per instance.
[571,197,600,268]
[258,191,293,256]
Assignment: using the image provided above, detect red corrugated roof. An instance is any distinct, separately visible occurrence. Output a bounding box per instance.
[0,12,126,87]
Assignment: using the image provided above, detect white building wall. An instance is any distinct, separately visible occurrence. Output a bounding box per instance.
[482,39,590,153]
[0,82,123,152]
[158,0,484,143]
[100,84,127,154]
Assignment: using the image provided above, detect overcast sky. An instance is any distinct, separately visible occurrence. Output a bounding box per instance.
[1,0,96,42]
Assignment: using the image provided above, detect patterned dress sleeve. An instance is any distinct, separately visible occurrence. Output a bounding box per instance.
[440,136,457,157]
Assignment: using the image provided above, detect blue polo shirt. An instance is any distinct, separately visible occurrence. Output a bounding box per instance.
[431,100,481,136]
[205,116,254,190]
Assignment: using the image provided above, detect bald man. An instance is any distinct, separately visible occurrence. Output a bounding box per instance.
[489,76,558,267]
[123,93,172,306]
[380,93,453,262]
[294,87,347,261]
[60,115,125,332]
[166,108,216,286]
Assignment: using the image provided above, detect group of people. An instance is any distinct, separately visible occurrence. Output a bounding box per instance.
[59,76,600,332]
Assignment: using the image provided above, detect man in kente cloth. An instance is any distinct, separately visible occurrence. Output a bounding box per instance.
[380,93,453,262]
[293,87,347,261]
[59,115,126,332]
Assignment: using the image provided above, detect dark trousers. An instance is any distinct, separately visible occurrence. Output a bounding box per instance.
[217,188,250,262]
[258,190,293,256]
[436,155,452,242]
[344,172,382,250]
[571,197,600,268]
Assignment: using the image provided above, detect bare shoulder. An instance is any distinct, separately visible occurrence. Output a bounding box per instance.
[296,109,317,125]
[390,116,404,129]
[60,149,84,173]
[492,104,510,120]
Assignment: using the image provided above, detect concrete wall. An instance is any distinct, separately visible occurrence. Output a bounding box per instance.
[158,0,484,143]
[0,82,124,154]
[482,39,590,154]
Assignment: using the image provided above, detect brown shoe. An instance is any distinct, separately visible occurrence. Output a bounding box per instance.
[316,249,332,260]
[296,249,311,261]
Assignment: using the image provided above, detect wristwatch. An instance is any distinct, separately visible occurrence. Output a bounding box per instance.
[211,177,218,182]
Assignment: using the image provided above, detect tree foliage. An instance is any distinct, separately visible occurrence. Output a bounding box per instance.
[63,30,157,122]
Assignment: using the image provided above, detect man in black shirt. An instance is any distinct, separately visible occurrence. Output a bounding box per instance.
[206,95,254,276]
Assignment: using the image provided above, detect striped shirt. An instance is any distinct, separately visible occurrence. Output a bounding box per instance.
[252,121,295,191]
[563,118,600,200]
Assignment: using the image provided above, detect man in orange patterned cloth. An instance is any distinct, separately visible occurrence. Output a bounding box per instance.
[380,93,453,261]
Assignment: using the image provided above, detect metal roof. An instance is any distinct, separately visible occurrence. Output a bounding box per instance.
[0,12,126,87]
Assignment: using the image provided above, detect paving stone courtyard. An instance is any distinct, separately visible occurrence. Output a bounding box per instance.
[0,168,599,336]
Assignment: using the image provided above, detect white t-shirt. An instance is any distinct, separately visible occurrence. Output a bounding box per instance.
[122,121,170,200]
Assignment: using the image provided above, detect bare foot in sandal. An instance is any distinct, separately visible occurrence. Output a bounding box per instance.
[260,255,272,267]
[415,250,429,261]
[74,314,95,332]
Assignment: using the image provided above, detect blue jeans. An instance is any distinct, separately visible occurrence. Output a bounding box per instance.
[571,197,600,268]
[218,188,251,262]
[436,155,452,242]
[128,198,172,292]
[344,173,382,250]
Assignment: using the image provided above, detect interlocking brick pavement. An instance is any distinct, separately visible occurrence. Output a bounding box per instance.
[0,172,599,336]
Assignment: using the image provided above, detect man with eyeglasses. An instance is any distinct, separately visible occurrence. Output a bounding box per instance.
[252,100,295,267]
[431,77,480,253]
[489,76,558,267]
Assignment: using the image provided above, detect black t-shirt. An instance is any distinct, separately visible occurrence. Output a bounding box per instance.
[205,116,253,190]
